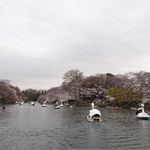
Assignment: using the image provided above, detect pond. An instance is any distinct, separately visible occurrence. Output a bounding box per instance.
[0,103,150,150]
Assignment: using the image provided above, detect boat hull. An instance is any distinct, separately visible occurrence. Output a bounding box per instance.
[136,116,150,120]
[53,105,60,109]
[136,113,150,120]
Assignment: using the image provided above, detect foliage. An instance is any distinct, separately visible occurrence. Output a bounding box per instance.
[2,70,150,107]
[22,89,42,102]
[79,75,105,100]
[39,70,150,107]
[105,86,142,107]
[0,81,18,104]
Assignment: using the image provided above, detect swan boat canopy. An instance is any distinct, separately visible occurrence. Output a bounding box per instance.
[136,104,150,120]
[87,108,102,122]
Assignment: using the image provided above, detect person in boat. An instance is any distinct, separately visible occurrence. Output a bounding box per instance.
[2,105,6,111]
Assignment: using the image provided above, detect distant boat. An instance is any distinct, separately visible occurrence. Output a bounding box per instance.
[42,103,46,107]
[53,104,60,109]
[105,106,113,109]
[19,101,24,105]
[63,101,73,108]
[1,106,6,111]
[63,104,73,108]
[112,107,122,110]
[43,101,47,104]
[136,104,150,120]
[60,102,64,107]
[30,101,35,106]
[53,102,60,109]
[131,107,137,110]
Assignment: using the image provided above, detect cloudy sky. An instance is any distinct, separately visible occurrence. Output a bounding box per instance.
[1,0,150,90]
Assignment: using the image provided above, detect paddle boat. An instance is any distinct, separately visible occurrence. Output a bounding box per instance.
[53,104,60,109]
[60,102,64,107]
[131,107,137,110]
[30,101,35,106]
[112,107,122,110]
[42,103,46,107]
[63,104,73,108]
[136,104,150,120]
[19,101,24,105]
[87,102,102,122]
[53,101,61,109]
[1,106,6,111]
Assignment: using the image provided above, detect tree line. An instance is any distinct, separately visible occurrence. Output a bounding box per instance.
[38,69,150,108]
[1,69,150,108]
[0,80,46,104]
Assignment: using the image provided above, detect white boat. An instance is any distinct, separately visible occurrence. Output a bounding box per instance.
[19,101,24,105]
[30,101,35,106]
[60,102,64,107]
[63,104,73,108]
[53,104,60,109]
[87,102,102,122]
[42,103,46,107]
[131,107,137,110]
[136,104,150,120]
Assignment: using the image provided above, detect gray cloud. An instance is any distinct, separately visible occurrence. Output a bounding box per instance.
[1,0,150,90]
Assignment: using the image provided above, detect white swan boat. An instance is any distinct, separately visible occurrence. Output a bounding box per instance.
[42,103,46,107]
[42,101,46,107]
[87,102,102,122]
[53,104,60,109]
[19,101,24,105]
[87,108,102,122]
[30,101,35,106]
[53,101,61,109]
[136,104,150,120]
[60,102,64,107]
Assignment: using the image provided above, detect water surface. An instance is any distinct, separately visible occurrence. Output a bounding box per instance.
[0,103,150,150]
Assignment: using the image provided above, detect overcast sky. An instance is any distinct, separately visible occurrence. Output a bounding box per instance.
[1,0,150,90]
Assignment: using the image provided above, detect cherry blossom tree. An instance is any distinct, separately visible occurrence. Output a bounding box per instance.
[0,80,17,104]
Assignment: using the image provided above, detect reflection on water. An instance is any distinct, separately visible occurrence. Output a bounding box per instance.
[0,103,150,150]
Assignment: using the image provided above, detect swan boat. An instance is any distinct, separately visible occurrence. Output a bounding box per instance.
[53,105,60,109]
[136,104,150,120]
[19,101,24,105]
[42,101,46,107]
[87,108,102,122]
[60,102,64,107]
[53,102,61,109]
[30,101,35,106]
[42,103,46,107]
[87,102,102,122]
